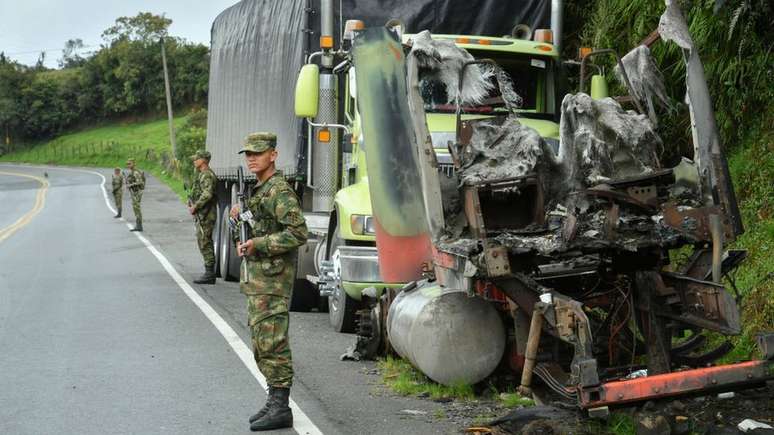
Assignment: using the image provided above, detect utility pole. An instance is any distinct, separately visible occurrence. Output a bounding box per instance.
[160,36,177,157]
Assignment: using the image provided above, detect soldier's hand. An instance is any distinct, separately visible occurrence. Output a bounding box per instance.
[230,205,240,220]
[188,206,196,215]
[237,239,255,257]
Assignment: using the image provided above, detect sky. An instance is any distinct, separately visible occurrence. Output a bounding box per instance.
[0,0,240,68]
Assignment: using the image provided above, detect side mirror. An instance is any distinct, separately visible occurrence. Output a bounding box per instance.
[295,64,319,118]
[590,74,609,100]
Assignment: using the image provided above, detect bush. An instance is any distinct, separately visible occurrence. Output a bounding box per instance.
[183,107,207,130]
[176,125,206,184]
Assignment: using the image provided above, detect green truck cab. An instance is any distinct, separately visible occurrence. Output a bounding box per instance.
[295,29,563,332]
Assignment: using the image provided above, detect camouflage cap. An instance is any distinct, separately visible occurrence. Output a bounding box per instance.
[190,149,211,161]
[239,132,277,154]
[126,158,135,164]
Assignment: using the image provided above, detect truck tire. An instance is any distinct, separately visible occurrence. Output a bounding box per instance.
[219,208,239,281]
[327,228,359,333]
[213,204,222,277]
[290,279,316,312]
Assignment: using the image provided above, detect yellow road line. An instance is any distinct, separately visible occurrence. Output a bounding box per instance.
[0,171,49,244]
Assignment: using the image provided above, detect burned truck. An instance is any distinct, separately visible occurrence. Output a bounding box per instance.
[349,0,773,413]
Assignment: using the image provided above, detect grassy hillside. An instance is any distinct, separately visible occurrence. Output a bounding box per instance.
[720,130,774,360]
[0,116,189,199]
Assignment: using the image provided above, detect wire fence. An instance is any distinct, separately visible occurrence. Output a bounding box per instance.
[30,141,169,163]
[3,140,184,180]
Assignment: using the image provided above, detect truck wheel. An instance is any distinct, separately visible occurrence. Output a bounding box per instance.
[290,279,316,312]
[219,208,239,281]
[213,205,222,277]
[327,228,358,333]
[317,292,330,313]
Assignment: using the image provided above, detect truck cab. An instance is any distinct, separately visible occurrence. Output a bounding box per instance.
[296,28,563,332]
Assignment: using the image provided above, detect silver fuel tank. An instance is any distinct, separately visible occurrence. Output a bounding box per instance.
[386,283,506,385]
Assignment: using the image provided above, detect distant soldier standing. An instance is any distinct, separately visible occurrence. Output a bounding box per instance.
[111,167,123,218]
[125,158,145,232]
[230,132,307,431]
[189,149,218,284]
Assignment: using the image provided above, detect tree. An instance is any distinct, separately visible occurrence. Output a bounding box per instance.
[0,11,209,143]
[34,52,47,71]
[59,39,87,69]
[101,12,172,45]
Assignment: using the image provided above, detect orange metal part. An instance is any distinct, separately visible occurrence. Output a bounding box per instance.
[579,360,774,408]
[373,217,432,283]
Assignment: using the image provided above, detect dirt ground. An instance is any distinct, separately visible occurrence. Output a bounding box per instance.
[486,381,774,435]
[368,372,774,435]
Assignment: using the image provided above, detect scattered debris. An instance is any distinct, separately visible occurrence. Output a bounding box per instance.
[340,344,363,361]
[464,427,493,434]
[636,414,671,435]
[400,409,429,416]
[625,369,648,379]
[488,405,577,434]
[738,418,774,433]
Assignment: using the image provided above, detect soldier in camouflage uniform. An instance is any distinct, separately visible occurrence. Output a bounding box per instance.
[111,167,123,218]
[125,158,145,232]
[189,149,218,284]
[230,132,307,432]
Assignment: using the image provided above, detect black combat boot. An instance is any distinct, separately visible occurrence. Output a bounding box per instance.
[130,220,143,232]
[193,265,216,285]
[250,387,292,431]
[114,212,121,218]
[248,386,275,424]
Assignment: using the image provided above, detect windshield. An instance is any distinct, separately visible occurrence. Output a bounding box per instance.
[419,50,554,117]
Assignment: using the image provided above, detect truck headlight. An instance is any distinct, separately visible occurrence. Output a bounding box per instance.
[351,214,376,235]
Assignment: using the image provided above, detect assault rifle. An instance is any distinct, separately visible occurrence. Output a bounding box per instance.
[235,166,251,283]
[184,182,199,225]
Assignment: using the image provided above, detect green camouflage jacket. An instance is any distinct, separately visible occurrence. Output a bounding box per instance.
[125,169,145,192]
[239,173,308,296]
[191,168,217,216]
[112,174,123,194]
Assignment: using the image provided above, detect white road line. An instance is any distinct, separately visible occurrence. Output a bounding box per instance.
[44,166,323,435]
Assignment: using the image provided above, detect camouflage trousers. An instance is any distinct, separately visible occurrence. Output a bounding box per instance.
[131,190,143,224]
[195,209,216,268]
[113,191,122,215]
[247,295,293,388]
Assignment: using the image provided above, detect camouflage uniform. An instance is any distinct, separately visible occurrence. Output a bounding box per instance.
[125,166,145,226]
[238,135,308,389]
[111,172,123,216]
[191,165,218,268]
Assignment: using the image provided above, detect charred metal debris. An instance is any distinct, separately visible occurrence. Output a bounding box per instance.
[352,1,773,414]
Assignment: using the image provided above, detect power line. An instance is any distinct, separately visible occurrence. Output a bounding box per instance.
[3,44,100,56]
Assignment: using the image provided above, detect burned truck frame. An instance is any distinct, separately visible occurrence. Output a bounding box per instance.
[351,0,773,414]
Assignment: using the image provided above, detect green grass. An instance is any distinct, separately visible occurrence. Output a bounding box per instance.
[377,355,475,401]
[497,391,535,408]
[585,412,637,435]
[711,130,774,362]
[0,116,189,201]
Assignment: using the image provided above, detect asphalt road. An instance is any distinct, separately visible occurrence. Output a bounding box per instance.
[0,164,459,435]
